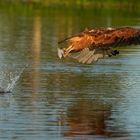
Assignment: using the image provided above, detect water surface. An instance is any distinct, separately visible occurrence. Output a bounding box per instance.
[0,7,140,140]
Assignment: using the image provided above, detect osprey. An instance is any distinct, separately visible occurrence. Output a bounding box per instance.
[58,27,140,64]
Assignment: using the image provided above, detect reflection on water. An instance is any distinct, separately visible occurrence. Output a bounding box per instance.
[0,6,140,140]
[64,100,111,137]
[41,71,130,139]
[31,16,41,94]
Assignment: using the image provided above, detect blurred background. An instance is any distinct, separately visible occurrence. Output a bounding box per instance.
[0,0,140,8]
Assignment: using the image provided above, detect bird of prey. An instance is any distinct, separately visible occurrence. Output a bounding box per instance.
[58,27,140,64]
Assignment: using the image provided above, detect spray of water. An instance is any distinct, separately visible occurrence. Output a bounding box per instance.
[0,65,27,93]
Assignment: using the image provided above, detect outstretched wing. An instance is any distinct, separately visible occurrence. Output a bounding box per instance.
[68,47,119,64]
[88,27,140,48]
[68,48,108,64]
[58,27,140,64]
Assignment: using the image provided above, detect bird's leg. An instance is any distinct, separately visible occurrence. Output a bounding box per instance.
[63,45,74,57]
[111,50,119,56]
[58,45,74,59]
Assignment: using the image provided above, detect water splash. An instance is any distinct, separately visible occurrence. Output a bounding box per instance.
[0,65,27,93]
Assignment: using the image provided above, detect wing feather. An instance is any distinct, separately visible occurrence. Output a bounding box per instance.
[89,27,140,49]
[79,50,94,63]
[69,48,108,64]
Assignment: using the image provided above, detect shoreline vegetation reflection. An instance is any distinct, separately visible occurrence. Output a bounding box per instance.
[0,0,140,8]
[0,0,140,13]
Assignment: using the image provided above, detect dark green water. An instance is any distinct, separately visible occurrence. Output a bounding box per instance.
[0,6,140,140]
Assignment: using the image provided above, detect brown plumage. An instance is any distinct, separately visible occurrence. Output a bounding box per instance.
[58,27,140,64]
